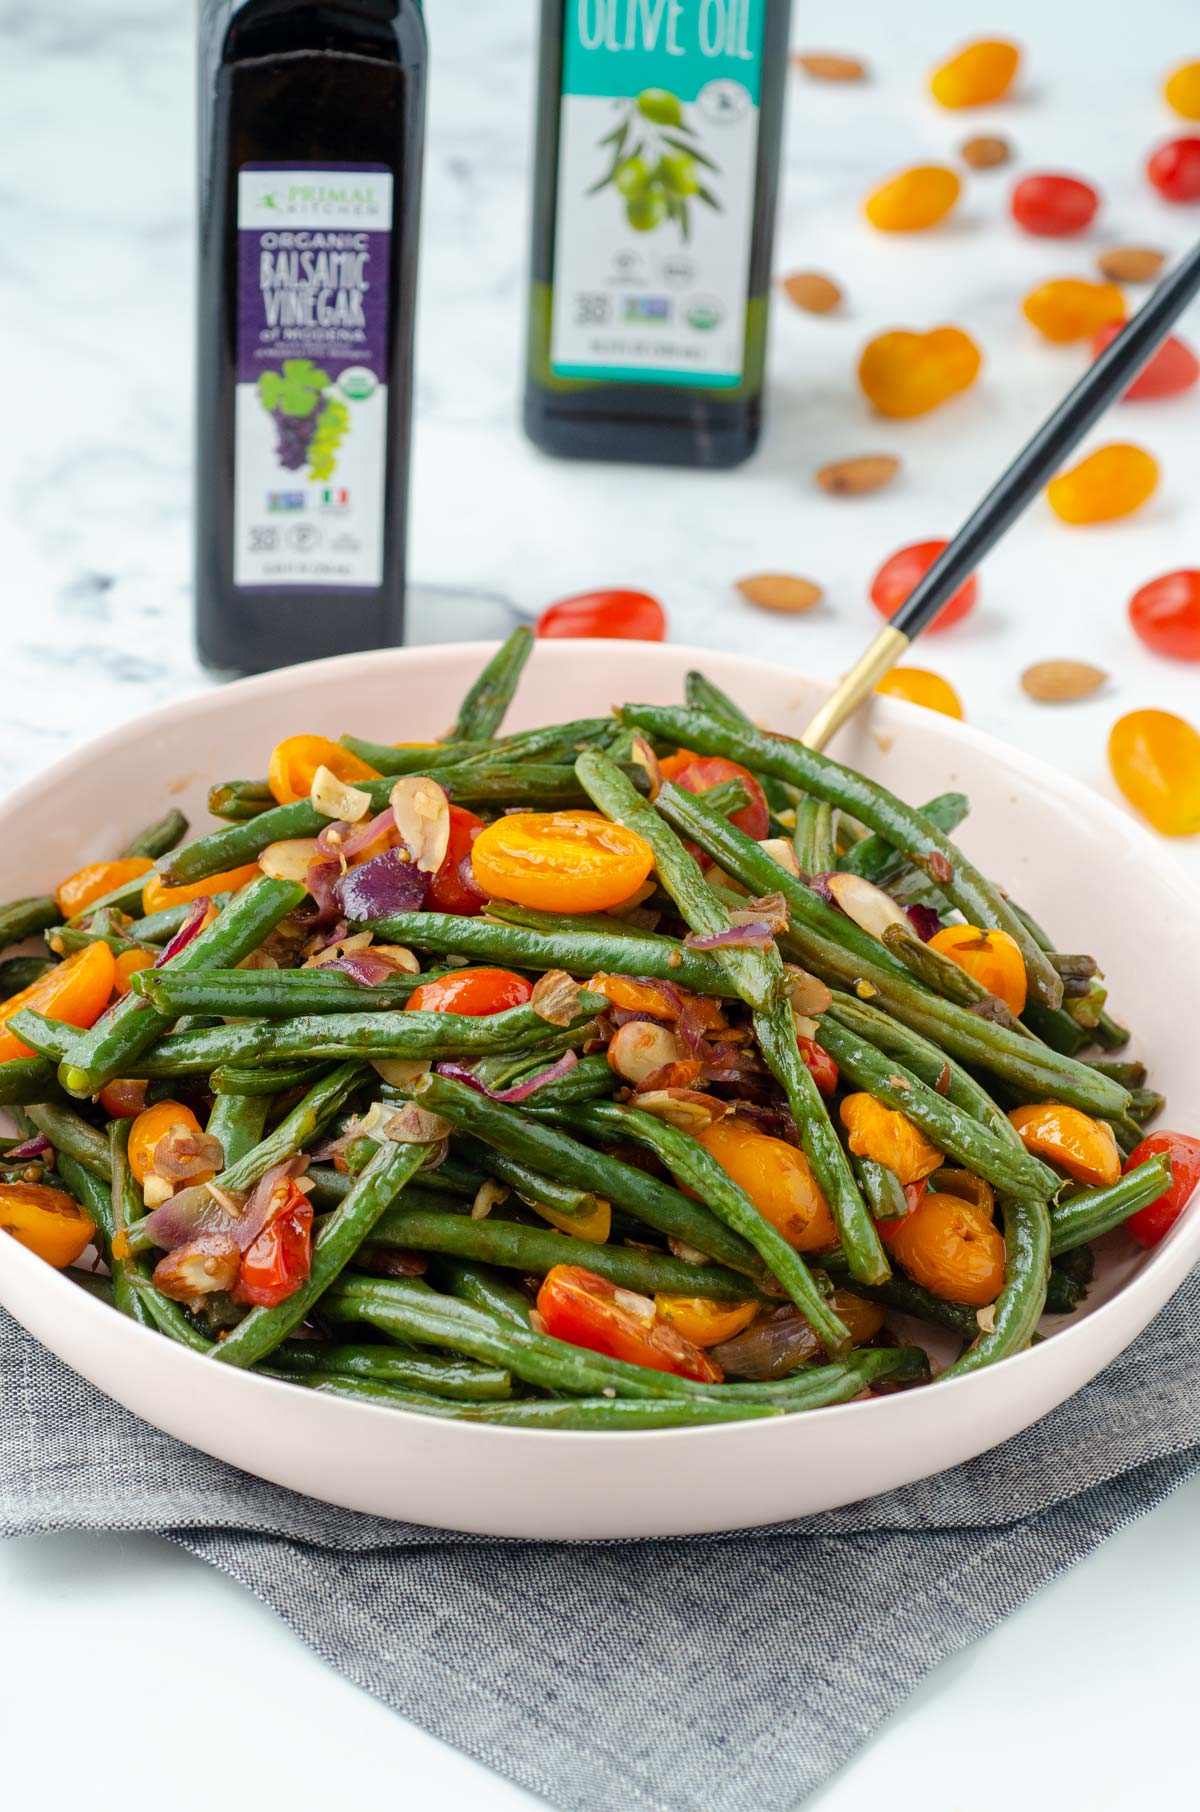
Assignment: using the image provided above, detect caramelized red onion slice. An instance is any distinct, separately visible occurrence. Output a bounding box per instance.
[318,806,395,864]
[683,922,775,951]
[906,903,943,943]
[155,896,212,965]
[142,1156,308,1254]
[5,1134,51,1161]
[336,848,429,922]
[434,1049,578,1104]
[322,950,399,987]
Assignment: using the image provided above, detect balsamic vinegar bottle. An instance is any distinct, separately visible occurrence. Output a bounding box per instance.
[195,0,426,675]
[524,0,792,469]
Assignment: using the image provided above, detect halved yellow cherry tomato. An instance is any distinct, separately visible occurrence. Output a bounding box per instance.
[0,1183,97,1268]
[928,923,1028,1015]
[470,811,655,914]
[695,1119,839,1251]
[654,1295,759,1346]
[55,857,154,919]
[874,667,963,720]
[0,942,116,1063]
[532,1198,612,1244]
[267,734,380,806]
[142,865,262,913]
[930,1167,996,1216]
[128,1100,204,1185]
[829,1289,887,1344]
[889,1191,1006,1305]
[113,949,156,996]
[839,1093,943,1186]
[1008,1103,1121,1187]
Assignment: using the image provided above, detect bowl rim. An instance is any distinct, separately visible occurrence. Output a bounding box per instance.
[3,636,1199,1452]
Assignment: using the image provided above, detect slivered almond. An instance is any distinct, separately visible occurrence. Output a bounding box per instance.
[390,774,451,872]
[259,837,321,883]
[960,134,1011,170]
[1020,659,1107,703]
[792,52,866,80]
[782,271,842,314]
[816,454,899,496]
[735,573,823,614]
[1097,246,1164,284]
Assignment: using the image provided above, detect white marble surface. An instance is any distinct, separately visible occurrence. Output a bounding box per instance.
[3,0,1200,1808]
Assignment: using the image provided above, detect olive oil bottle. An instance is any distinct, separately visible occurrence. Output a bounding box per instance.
[525,0,791,468]
[196,0,426,675]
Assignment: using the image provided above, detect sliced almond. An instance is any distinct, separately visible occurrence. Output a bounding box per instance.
[960,134,1011,170]
[471,1179,508,1222]
[815,454,900,497]
[370,943,421,976]
[825,872,912,941]
[304,929,374,969]
[792,51,866,80]
[389,774,451,872]
[1020,660,1107,703]
[630,734,663,800]
[370,1056,432,1087]
[310,765,372,823]
[633,1089,728,1133]
[258,836,321,884]
[1097,246,1164,284]
[782,271,842,314]
[758,836,802,878]
[358,1100,451,1146]
[607,1020,683,1087]
[735,573,823,614]
[783,964,833,1017]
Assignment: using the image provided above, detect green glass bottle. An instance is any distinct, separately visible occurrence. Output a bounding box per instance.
[524,0,792,468]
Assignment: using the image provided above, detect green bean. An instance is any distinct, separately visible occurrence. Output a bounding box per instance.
[683,669,798,814]
[216,1061,367,1194]
[122,809,189,860]
[514,1052,617,1107]
[841,793,970,885]
[212,1137,431,1368]
[412,1072,763,1275]
[207,780,275,820]
[1102,1113,1145,1159]
[25,1102,112,1180]
[941,1198,1050,1378]
[622,702,1064,1011]
[7,1010,86,1062]
[0,1056,62,1105]
[0,895,60,951]
[1088,1058,1147,1089]
[1044,1265,1086,1314]
[1011,900,1130,1053]
[814,1016,1059,1199]
[851,1154,909,1221]
[446,626,533,741]
[125,993,604,1077]
[1021,1001,1089,1056]
[1093,1009,1132,1052]
[1048,1155,1170,1255]
[699,776,754,819]
[338,739,486,773]
[823,1256,983,1339]
[206,1092,269,1169]
[57,1150,152,1329]
[128,899,231,944]
[99,1127,211,1350]
[371,1208,767,1299]
[48,918,146,959]
[212,1060,331,1097]
[345,717,620,776]
[69,1270,116,1307]
[262,1341,513,1400]
[549,1098,852,1355]
[432,1256,537,1328]
[485,901,672,941]
[451,1133,604,1223]
[1129,1088,1165,1125]
[792,798,837,875]
[64,875,152,924]
[656,785,1132,1117]
[56,876,305,1098]
[305,1166,352,1210]
[135,966,422,1018]
[577,750,888,1288]
[289,1374,782,1426]
[881,924,1032,1037]
[826,993,1018,1147]
[0,956,56,993]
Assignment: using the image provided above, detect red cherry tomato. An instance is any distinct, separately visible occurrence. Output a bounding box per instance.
[536,589,667,641]
[427,805,487,915]
[1122,1131,1200,1247]
[870,540,979,634]
[875,1179,929,1242]
[1092,322,1199,399]
[658,753,770,842]
[1011,173,1100,237]
[231,1183,313,1308]
[797,1036,839,1095]
[1129,570,1200,661]
[407,967,532,1016]
[1147,137,1200,202]
[536,1264,722,1382]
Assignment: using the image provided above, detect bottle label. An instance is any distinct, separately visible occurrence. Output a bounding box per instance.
[234,163,392,590]
[549,0,766,388]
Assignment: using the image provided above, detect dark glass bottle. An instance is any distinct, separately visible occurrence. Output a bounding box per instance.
[524,0,791,469]
[196,0,426,675]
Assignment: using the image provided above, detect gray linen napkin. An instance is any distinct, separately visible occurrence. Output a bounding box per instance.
[3,1276,1198,1812]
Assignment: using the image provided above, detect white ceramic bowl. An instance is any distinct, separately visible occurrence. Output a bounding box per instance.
[2,641,1198,1538]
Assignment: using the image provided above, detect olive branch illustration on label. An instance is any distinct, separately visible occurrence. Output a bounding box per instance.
[588,88,722,240]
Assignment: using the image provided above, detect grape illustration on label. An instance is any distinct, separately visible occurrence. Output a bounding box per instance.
[256,360,351,481]
[588,87,722,239]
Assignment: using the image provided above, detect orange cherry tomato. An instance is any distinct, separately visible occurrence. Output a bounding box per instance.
[1092,322,1199,400]
[889,1192,1006,1305]
[1128,570,1200,661]
[1022,279,1125,343]
[928,923,1028,1015]
[840,1093,943,1186]
[870,540,978,634]
[930,1167,996,1216]
[0,1183,96,1269]
[470,811,655,914]
[128,1100,204,1185]
[267,734,380,807]
[1008,1103,1121,1187]
[1123,1132,1200,1247]
[1046,444,1158,524]
[864,165,960,232]
[696,1120,839,1251]
[1108,709,1200,835]
[536,589,667,641]
[1147,137,1200,202]
[929,38,1020,108]
[654,1295,759,1346]
[1165,62,1200,121]
[858,327,981,418]
[875,1178,930,1243]
[113,949,156,997]
[1011,173,1099,237]
[406,967,532,1016]
[54,857,154,919]
[537,1265,722,1382]
[427,805,487,916]
[874,667,963,719]
[533,1197,612,1244]
[659,753,769,842]
[142,865,261,914]
[830,1289,888,1344]
[98,1078,149,1119]
[0,941,116,1063]
[231,1181,313,1307]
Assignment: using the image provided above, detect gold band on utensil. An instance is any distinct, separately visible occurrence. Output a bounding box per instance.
[800,626,911,752]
